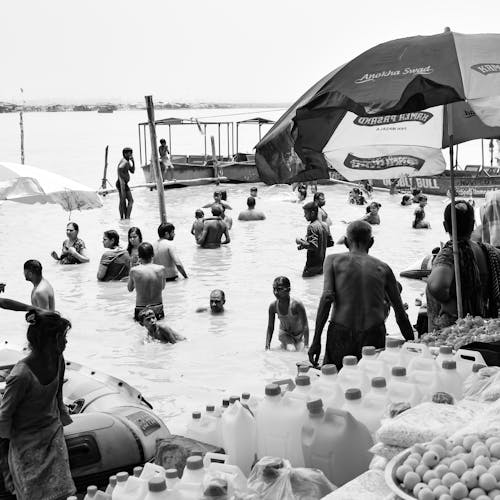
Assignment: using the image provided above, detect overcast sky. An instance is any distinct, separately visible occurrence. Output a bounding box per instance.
[3,0,500,103]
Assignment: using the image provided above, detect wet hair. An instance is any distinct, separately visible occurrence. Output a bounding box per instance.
[26,310,71,353]
[213,190,222,197]
[247,196,256,208]
[104,230,119,246]
[401,195,411,205]
[158,222,175,238]
[313,192,324,201]
[195,209,204,218]
[122,147,133,156]
[67,221,79,232]
[24,259,42,276]
[346,220,372,245]
[127,227,143,255]
[444,201,475,238]
[137,307,155,325]
[159,139,166,145]
[250,187,257,192]
[303,201,318,214]
[211,205,223,216]
[210,289,225,301]
[138,242,154,261]
[273,276,291,289]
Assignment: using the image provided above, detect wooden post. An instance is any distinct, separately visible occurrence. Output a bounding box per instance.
[211,135,220,185]
[101,145,109,190]
[145,96,167,223]
[19,88,25,165]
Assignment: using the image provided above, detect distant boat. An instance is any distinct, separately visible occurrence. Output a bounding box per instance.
[97,105,116,113]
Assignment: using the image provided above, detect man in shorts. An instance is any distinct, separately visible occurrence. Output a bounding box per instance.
[116,147,135,219]
[128,242,166,320]
[153,222,188,281]
[308,220,413,370]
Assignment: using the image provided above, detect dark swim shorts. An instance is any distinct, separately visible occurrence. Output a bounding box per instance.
[134,303,165,322]
[115,180,131,192]
[323,322,386,371]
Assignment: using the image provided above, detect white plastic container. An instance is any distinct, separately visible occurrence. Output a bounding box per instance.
[279,392,308,466]
[165,469,179,491]
[342,388,372,432]
[221,400,257,475]
[358,346,387,380]
[195,405,221,447]
[219,399,230,414]
[362,377,389,434]
[203,452,248,494]
[175,455,205,499]
[84,486,98,500]
[185,411,204,442]
[288,375,313,401]
[399,341,432,368]
[144,477,171,500]
[122,476,148,500]
[378,338,402,370]
[405,343,437,374]
[111,472,129,499]
[105,475,117,497]
[435,345,455,367]
[310,365,344,410]
[338,356,369,394]
[297,363,320,382]
[387,367,421,406]
[433,360,463,400]
[455,348,488,379]
[140,462,166,482]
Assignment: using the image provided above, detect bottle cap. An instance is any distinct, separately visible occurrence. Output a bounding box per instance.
[442,360,457,370]
[295,375,311,386]
[87,486,98,494]
[108,475,117,486]
[222,399,229,407]
[392,366,406,377]
[206,405,215,412]
[117,472,129,483]
[386,338,401,348]
[321,364,337,375]
[439,345,453,355]
[343,355,357,366]
[148,476,167,492]
[372,377,387,388]
[472,363,486,373]
[298,364,310,373]
[362,346,376,356]
[345,388,362,400]
[307,399,323,414]
[133,466,143,477]
[186,455,204,471]
[165,468,178,479]
[265,383,281,396]
[241,392,250,400]
[229,395,240,404]
[192,411,201,419]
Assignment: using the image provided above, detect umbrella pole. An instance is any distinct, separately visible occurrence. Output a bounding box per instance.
[446,104,463,318]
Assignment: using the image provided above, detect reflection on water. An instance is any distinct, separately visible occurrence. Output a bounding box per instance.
[0,182,481,431]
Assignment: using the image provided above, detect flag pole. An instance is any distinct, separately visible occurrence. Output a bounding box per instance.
[446,103,463,318]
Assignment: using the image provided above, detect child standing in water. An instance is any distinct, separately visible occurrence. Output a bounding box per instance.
[265,276,309,351]
[190,209,205,241]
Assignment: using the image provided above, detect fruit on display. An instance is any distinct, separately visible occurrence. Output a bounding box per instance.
[394,435,500,499]
[418,316,500,350]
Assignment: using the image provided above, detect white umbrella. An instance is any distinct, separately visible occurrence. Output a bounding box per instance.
[0,162,103,212]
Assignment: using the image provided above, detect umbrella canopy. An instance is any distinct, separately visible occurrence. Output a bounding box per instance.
[0,162,103,212]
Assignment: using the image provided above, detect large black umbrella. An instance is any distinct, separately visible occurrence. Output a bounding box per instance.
[291,29,500,318]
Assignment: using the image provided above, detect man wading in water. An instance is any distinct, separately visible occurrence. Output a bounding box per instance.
[116,147,135,219]
[308,220,413,370]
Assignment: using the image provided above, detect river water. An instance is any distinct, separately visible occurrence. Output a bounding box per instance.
[0,108,488,431]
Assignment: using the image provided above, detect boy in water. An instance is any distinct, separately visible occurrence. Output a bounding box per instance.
[413,195,430,229]
[137,307,185,343]
[191,209,205,241]
[265,276,309,351]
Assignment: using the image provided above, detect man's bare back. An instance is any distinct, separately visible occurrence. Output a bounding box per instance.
[197,217,230,248]
[128,263,165,306]
[31,278,55,311]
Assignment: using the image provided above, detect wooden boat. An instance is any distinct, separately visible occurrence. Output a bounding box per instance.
[137,117,273,185]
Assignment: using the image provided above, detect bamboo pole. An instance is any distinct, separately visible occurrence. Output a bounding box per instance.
[145,96,167,223]
[211,135,220,185]
[101,145,109,190]
[19,88,25,164]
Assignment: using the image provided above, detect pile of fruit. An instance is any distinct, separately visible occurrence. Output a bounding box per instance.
[418,316,500,350]
[394,435,500,499]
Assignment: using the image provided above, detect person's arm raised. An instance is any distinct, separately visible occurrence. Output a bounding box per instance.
[265,302,276,350]
[385,266,414,341]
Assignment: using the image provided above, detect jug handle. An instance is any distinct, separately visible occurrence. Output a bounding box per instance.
[203,452,229,468]
[402,342,430,357]
[272,378,296,393]
[456,348,487,366]
[325,407,355,426]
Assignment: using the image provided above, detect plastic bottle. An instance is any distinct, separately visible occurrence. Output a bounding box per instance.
[288,375,312,401]
[122,475,148,500]
[279,391,308,466]
[220,399,230,414]
[229,395,240,405]
[337,356,369,394]
[201,404,223,447]
[358,346,387,380]
[111,472,129,499]
[144,477,170,500]
[175,456,205,499]
[105,475,117,496]
[185,411,204,441]
[433,360,463,400]
[310,365,344,410]
[296,363,320,382]
[435,345,455,367]
[203,452,248,494]
[405,343,437,374]
[387,367,421,406]
[378,338,402,371]
[134,466,144,478]
[256,384,284,459]
[301,399,325,455]
[362,377,389,434]
[165,469,179,490]
[84,486,98,500]
[342,388,373,432]
[221,400,257,475]
[301,407,373,487]
[241,392,260,416]
[140,462,166,482]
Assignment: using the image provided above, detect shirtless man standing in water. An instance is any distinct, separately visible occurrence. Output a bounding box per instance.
[128,242,166,320]
[197,205,230,248]
[116,147,135,219]
[308,220,413,369]
[24,260,55,310]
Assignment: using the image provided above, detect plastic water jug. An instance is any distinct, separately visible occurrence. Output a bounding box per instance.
[279,392,308,466]
[105,475,117,496]
[201,405,223,447]
[433,360,463,400]
[229,395,240,405]
[301,407,373,487]
[175,456,205,499]
[241,392,260,416]
[122,476,148,500]
[362,378,389,434]
[165,469,179,490]
[358,346,387,380]
[435,345,455,367]
[185,411,204,441]
[387,367,421,406]
[84,486,99,500]
[144,477,171,500]
[296,363,320,382]
[133,466,143,478]
[112,472,129,499]
[221,400,257,475]
[378,338,402,370]
[310,365,344,410]
[342,388,373,432]
[405,343,436,374]
[455,348,488,379]
[140,462,166,482]
[301,399,326,467]
[338,356,369,394]
[220,399,230,414]
[289,375,313,401]
[203,452,248,494]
